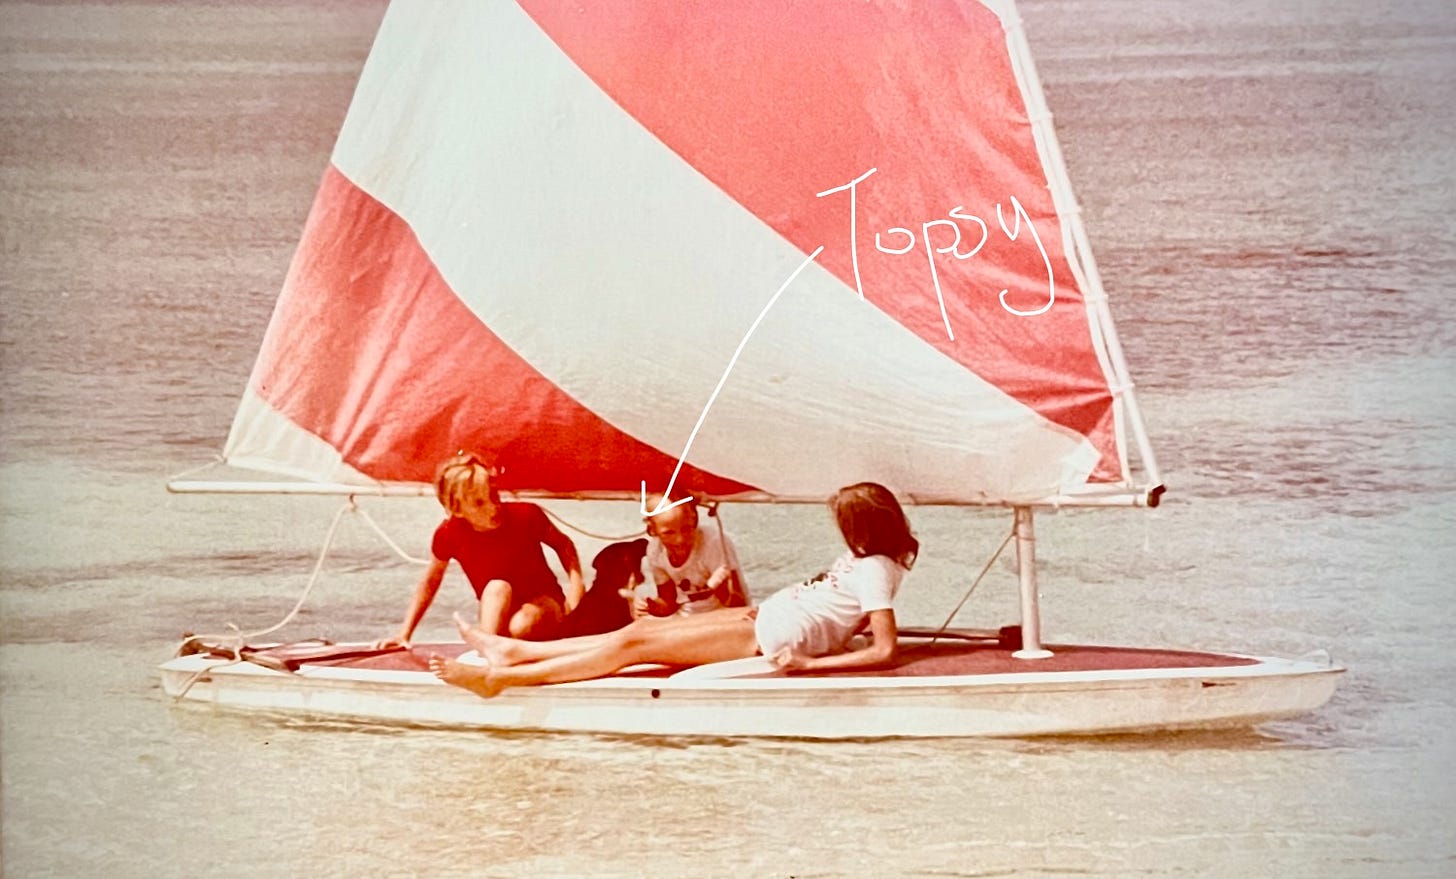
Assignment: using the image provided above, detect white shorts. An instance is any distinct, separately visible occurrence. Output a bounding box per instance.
[752,597,810,657]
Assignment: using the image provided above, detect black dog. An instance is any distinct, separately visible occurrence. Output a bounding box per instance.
[555,538,648,638]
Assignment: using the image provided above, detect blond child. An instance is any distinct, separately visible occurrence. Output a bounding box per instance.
[636,493,749,617]
[376,453,584,647]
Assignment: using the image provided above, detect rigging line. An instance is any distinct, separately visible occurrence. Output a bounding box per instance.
[164,453,225,484]
[171,497,354,659]
[170,635,243,701]
[538,505,646,542]
[352,505,430,565]
[173,500,640,696]
[173,500,410,697]
[704,501,747,607]
[928,522,1018,644]
[171,657,236,701]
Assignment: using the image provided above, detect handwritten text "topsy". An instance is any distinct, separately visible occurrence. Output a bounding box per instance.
[816,168,1055,339]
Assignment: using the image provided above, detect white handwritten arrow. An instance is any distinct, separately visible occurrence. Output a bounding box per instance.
[640,245,826,517]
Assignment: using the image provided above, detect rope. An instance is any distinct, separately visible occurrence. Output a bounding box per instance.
[171,496,648,699]
[927,522,1017,644]
[703,500,747,606]
[170,626,245,701]
[170,497,355,699]
[353,505,431,565]
[538,505,646,542]
[164,454,225,483]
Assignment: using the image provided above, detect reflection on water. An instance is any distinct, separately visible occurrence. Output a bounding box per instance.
[2,0,1455,876]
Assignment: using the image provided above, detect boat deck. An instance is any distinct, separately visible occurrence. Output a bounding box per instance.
[215,635,1262,679]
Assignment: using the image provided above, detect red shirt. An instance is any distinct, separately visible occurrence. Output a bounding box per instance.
[431,503,562,604]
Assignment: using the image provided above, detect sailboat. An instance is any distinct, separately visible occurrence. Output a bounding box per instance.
[159,0,1342,738]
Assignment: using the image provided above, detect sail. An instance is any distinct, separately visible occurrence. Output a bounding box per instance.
[223,0,1153,505]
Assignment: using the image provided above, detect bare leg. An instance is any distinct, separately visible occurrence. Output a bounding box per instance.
[456,611,614,666]
[457,608,748,666]
[476,579,512,635]
[508,596,565,640]
[481,613,760,692]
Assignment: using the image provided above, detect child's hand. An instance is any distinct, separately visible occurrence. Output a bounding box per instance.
[373,634,410,650]
[621,585,674,618]
[645,596,676,617]
[770,646,813,673]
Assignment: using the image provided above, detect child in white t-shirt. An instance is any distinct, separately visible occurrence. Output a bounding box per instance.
[637,494,748,617]
[750,551,905,659]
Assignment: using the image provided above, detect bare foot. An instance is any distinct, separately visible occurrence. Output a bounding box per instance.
[428,654,505,698]
[454,611,518,666]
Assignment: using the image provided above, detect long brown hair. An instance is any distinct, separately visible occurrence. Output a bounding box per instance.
[829,482,918,569]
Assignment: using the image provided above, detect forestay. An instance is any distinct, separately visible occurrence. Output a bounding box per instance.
[222,0,1158,506]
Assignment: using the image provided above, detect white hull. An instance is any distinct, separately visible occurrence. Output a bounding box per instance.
[158,647,1342,739]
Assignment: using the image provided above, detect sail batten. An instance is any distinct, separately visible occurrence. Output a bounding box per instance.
[225,0,1154,506]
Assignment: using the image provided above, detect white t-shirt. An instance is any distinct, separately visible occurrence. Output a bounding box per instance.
[641,523,746,615]
[753,552,906,657]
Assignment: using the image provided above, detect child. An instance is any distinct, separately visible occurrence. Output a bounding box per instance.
[637,493,749,617]
[429,482,918,696]
[377,452,585,647]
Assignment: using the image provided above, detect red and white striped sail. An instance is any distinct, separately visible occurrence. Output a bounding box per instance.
[224,0,1154,505]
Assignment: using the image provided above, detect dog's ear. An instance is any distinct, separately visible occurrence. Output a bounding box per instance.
[592,538,650,574]
[589,545,619,574]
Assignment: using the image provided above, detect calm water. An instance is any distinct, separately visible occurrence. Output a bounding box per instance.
[2,1,1454,876]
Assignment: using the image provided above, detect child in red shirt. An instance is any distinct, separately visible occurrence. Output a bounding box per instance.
[377,453,584,645]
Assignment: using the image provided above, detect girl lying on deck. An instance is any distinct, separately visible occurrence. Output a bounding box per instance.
[429,482,918,697]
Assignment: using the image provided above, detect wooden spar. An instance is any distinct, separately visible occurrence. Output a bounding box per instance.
[167,479,1161,507]
[166,479,433,497]
[1012,506,1054,659]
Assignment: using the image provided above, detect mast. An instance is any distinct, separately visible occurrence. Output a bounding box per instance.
[1011,506,1053,659]
[999,2,1162,495]
[990,1,1165,657]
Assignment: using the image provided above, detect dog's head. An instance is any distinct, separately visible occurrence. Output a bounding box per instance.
[591,538,649,588]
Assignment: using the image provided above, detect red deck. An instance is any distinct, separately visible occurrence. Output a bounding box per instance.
[221,639,1259,678]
